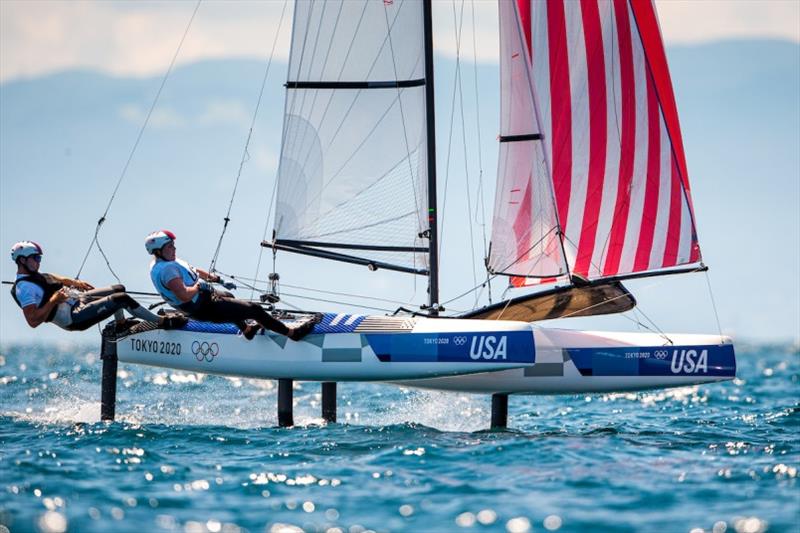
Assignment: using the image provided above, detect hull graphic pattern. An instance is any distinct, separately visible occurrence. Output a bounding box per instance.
[116,313,734,394]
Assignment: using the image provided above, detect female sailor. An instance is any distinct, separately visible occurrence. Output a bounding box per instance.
[145,230,316,341]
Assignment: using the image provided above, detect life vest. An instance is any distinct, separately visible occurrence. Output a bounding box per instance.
[10,272,63,322]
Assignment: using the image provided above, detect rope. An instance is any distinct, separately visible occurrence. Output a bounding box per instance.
[280,292,394,314]
[450,0,479,306]
[470,0,491,304]
[437,1,465,258]
[704,268,725,343]
[216,271,419,308]
[208,0,289,274]
[75,0,202,280]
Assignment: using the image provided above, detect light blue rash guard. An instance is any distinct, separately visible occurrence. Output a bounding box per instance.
[149,258,201,307]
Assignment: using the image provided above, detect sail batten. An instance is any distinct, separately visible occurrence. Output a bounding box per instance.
[489,0,702,288]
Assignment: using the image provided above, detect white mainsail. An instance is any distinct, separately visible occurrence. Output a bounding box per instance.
[273,0,429,271]
[489,0,701,287]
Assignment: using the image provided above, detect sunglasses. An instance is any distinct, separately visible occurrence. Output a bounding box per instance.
[28,255,42,263]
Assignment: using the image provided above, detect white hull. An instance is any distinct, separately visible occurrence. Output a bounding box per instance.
[396,329,734,394]
[116,314,735,394]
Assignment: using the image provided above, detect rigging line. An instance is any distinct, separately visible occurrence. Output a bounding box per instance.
[282,283,417,307]
[281,291,395,313]
[451,0,479,307]
[210,269,263,293]
[251,174,279,301]
[441,271,502,307]
[494,226,561,275]
[470,0,486,228]
[274,297,301,311]
[95,238,122,284]
[470,0,491,304]
[75,0,202,280]
[290,288,417,309]
[208,0,289,274]
[251,0,296,300]
[253,0,317,299]
[438,0,467,259]
[492,294,516,321]
[619,310,661,335]
[703,269,724,343]
[632,306,672,345]
[443,235,694,310]
[223,273,422,307]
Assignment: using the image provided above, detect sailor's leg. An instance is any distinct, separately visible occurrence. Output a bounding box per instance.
[202,297,290,336]
[80,284,126,299]
[67,296,126,331]
[68,293,159,330]
[79,286,131,324]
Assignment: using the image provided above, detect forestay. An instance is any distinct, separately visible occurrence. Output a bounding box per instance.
[272,0,429,272]
[489,0,701,287]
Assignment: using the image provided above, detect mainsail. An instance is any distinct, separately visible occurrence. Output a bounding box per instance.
[271,0,430,274]
[489,0,701,287]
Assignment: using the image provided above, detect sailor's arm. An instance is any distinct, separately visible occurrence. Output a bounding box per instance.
[196,268,221,283]
[165,277,200,303]
[21,289,68,328]
[46,274,94,291]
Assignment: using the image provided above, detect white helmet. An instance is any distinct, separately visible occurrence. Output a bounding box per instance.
[145,230,176,255]
[11,241,43,262]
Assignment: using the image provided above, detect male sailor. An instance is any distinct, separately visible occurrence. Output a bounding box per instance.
[9,241,180,331]
[145,230,316,341]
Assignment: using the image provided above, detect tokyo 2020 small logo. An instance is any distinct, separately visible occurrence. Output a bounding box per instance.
[192,341,219,362]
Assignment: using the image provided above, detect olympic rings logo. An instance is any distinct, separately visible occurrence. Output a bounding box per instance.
[654,350,669,360]
[192,341,219,362]
[453,336,468,346]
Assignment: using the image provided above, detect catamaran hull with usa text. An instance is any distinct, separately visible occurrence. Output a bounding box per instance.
[116,313,734,394]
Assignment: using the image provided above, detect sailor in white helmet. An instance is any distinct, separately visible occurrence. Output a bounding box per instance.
[145,230,317,340]
[9,241,182,331]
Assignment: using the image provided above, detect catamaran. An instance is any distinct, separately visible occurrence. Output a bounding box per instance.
[107,0,735,426]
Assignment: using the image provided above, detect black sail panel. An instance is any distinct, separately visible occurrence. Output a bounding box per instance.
[462,282,636,322]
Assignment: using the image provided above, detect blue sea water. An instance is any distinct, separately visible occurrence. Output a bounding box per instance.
[0,341,797,533]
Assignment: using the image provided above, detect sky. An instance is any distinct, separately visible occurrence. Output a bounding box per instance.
[1,0,799,346]
[1,0,799,82]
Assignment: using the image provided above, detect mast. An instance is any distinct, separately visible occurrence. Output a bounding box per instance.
[423,0,439,314]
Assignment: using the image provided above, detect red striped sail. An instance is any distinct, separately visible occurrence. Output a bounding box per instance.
[488,0,701,287]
